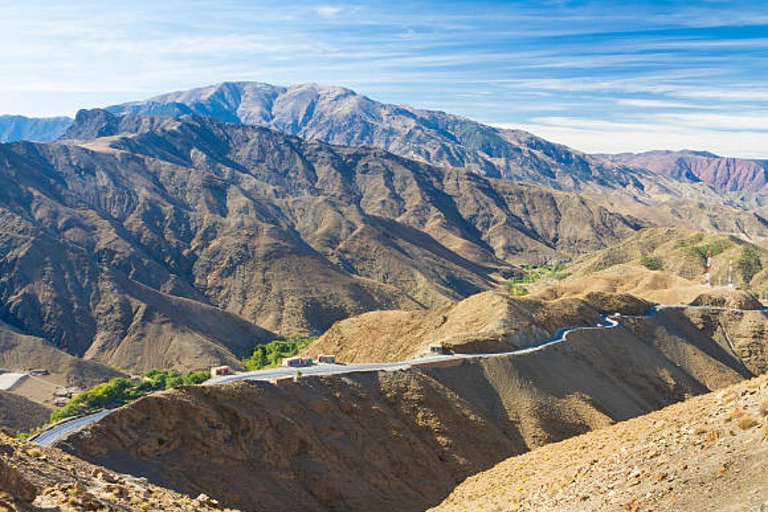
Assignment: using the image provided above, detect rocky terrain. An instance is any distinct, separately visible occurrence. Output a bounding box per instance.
[0,431,240,511]
[61,301,767,512]
[10,83,768,212]
[304,290,651,363]
[432,371,768,512]
[103,83,765,208]
[106,82,650,192]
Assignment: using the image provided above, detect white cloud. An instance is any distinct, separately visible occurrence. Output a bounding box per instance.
[498,117,768,159]
[315,5,343,16]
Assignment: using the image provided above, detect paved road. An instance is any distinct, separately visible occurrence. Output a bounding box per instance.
[30,302,762,447]
[33,410,112,447]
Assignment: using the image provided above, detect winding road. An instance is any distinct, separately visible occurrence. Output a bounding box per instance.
[31,303,752,447]
[30,314,624,447]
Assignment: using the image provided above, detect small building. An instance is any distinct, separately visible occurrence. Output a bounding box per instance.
[318,354,337,364]
[282,357,313,368]
[53,397,70,407]
[210,365,232,378]
[428,344,446,355]
[29,368,49,376]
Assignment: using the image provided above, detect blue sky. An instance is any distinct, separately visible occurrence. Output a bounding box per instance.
[1,0,767,157]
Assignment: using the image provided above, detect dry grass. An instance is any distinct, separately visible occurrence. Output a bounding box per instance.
[759,398,768,417]
[704,429,723,445]
[728,408,747,422]
[737,414,759,430]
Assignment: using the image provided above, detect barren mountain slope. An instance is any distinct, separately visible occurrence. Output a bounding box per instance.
[603,150,768,198]
[0,391,51,435]
[107,82,646,191]
[303,290,651,363]
[0,115,72,143]
[0,110,649,373]
[0,322,123,392]
[63,305,767,512]
[432,372,768,512]
[561,227,768,297]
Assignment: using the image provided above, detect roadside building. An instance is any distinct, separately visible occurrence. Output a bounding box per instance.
[210,366,232,378]
[428,344,446,355]
[318,354,337,364]
[282,357,313,368]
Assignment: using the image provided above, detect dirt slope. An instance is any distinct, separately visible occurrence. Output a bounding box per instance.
[0,391,51,434]
[63,306,768,512]
[303,290,651,362]
[0,321,124,404]
[432,372,768,512]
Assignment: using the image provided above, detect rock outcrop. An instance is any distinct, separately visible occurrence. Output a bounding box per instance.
[0,432,239,511]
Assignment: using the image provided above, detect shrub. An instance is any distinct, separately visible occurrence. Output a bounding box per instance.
[640,255,664,271]
[737,414,759,430]
[50,370,211,423]
[503,283,528,297]
[738,246,763,284]
[243,336,317,371]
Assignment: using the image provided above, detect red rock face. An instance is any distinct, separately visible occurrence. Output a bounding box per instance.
[603,151,768,195]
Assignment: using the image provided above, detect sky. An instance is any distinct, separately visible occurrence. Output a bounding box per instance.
[1,0,767,158]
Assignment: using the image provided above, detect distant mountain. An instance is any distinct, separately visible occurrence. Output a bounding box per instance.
[0,109,647,372]
[7,83,768,206]
[602,150,768,200]
[106,82,660,194]
[0,115,72,143]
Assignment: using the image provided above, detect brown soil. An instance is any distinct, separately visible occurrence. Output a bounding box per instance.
[690,288,764,310]
[0,391,51,435]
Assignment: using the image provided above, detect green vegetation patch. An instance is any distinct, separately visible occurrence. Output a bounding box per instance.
[639,255,664,271]
[243,335,317,371]
[50,369,210,423]
[504,283,529,297]
[738,246,763,284]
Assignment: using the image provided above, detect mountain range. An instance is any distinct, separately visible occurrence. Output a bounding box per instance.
[0,108,652,372]
[3,82,768,206]
[1,82,767,373]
